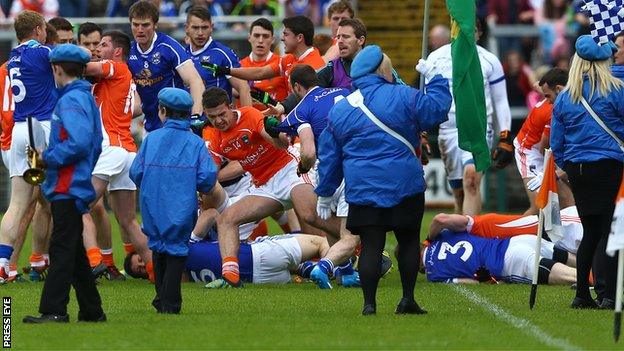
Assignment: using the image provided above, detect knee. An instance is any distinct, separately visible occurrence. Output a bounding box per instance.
[216,209,238,228]
[463,174,480,195]
[298,209,319,227]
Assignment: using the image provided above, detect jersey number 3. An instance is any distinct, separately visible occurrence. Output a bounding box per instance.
[437,241,473,262]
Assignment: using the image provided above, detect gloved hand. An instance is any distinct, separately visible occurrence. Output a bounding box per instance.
[201,62,230,77]
[263,116,281,138]
[491,130,514,169]
[474,266,498,284]
[316,196,333,220]
[190,113,206,135]
[527,171,544,192]
[415,58,436,79]
[250,88,278,106]
[419,131,432,165]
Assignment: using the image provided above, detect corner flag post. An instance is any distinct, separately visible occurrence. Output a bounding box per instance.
[420,0,431,90]
[615,250,624,341]
[529,210,543,310]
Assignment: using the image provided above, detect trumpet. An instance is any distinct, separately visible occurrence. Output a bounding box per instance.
[23,148,45,186]
[23,115,45,186]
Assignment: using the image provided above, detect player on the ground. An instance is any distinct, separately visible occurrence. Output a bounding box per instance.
[82,30,155,281]
[47,17,73,44]
[428,206,582,254]
[514,68,575,215]
[0,11,55,281]
[422,24,513,215]
[423,230,576,285]
[185,6,251,110]
[265,64,353,288]
[321,0,355,62]
[202,15,325,94]
[127,0,205,132]
[201,87,341,287]
[77,22,102,58]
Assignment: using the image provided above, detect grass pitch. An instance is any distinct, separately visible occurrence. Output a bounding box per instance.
[4,211,624,350]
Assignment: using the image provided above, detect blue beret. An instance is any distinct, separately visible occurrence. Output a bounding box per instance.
[49,44,90,64]
[575,35,617,62]
[158,87,193,112]
[351,45,384,79]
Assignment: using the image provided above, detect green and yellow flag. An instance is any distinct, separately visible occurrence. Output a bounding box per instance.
[446,0,490,172]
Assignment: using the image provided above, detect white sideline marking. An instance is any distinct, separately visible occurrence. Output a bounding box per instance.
[451,285,582,351]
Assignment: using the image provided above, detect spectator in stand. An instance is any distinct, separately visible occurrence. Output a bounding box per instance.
[9,0,59,20]
[535,0,568,64]
[429,25,450,52]
[487,0,534,58]
[231,0,279,17]
[525,65,551,109]
[503,50,534,107]
[286,0,320,26]
[58,0,88,17]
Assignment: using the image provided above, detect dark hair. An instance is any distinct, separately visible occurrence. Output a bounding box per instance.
[202,87,230,109]
[78,22,102,39]
[289,65,320,89]
[129,0,159,24]
[48,16,73,32]
[187,6,212,23]
[103,30,131,61]
[45,22,58,44]
[159,104,190,119]
[282,15,314,47]
[327,0,355,19]
[124,253,147,279]
[250,18,273,35]
[14,10,45,41]
[539,68,568,87]
[313,34,333,56]
[53,62,85,78]
[338,18,367,40]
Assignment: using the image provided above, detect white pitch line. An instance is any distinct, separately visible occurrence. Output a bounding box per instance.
[451,285,582,351]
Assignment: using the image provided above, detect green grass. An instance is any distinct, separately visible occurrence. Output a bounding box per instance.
[3,211,624,350]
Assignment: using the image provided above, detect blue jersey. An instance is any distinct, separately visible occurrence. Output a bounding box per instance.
[186,240,253,283]
[128,32,192,131]
[7,40,57,122]
[187,38,240,100]
[278,86,349,144]
[423,230,510,282]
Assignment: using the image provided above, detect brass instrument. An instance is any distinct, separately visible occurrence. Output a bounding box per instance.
[22,115,45,185]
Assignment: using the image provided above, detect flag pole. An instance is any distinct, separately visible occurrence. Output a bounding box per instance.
[420,0,431,90]
[615,249,624,341]
[530,209,544,309]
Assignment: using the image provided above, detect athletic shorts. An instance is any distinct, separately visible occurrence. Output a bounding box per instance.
[438,130,493,181]
[2,150,9,170]
[92,146,137,191]
[9,120,50,178]
[223,172,253,198]
[251,234,302,284]
[513,138,544,179]
[246,159,308,210]
[558,206,582,254]
[501,235,554,284]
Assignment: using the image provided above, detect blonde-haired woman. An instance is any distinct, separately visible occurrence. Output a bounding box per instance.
[551,35,624,309]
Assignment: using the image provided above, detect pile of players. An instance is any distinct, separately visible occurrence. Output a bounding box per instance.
[0,0,590,303]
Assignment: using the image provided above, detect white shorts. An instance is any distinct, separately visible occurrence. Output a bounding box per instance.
[2,150,9,170]
[438,130,493,181]
[513,138,544,179]
[223,172,253,198]
[92,146,137,191]
[558,206,582,254]
[251,234,302,284]
[306,161,347,217]
[9,120,51,178]
[246,159,308,210]
[501,235,554,284]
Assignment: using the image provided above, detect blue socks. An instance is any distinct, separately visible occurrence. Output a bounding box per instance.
[0,244,13,261]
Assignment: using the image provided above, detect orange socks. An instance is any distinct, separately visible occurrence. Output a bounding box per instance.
[222,257,240,284]
[101,249,115,267]
[86,247,102,268]
[123,243,135,255]
[29,253,46,268]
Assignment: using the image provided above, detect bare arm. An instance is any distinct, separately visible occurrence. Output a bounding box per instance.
[298,127,316,171]
[132,90,143,118]
[428,213,470,240]
[218,161,245,182]
[322,44,339,63]
[229,65,276,81]
[228,76,252,107]
[260,129,289,149]
[176,60,205,115]
[84,62,104,77]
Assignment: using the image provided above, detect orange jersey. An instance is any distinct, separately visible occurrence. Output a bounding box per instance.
[92,60,137,152]
[0,62,14,151]
[240,52,289,110]
[203,106,293,186]
[468,213,538,239]
[515,99,552,149]
[269,47,326,90]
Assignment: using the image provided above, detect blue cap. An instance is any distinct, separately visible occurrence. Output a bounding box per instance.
[49,44,91,64]
[351,45,384,79]
[158,87,193,112]
[574,35,617,61]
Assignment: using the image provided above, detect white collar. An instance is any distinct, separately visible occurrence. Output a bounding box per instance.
[296,47,314,61]
[250,51,273,63]
[137,32,158,55]
[191,37,213,56]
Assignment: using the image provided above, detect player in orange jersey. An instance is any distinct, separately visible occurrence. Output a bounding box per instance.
[84,30,154,281]
[201,87,340,287]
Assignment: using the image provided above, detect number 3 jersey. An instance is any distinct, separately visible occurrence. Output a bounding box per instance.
[7,40,57,123]
[423,230,510,282]
[186,240,253,283]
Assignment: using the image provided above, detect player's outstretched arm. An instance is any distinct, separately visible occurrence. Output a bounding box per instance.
[428,213,469,240]
[177,60,205,115]
[229,65,276,81]
[229,77,252,107]
[297,127,317,174]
